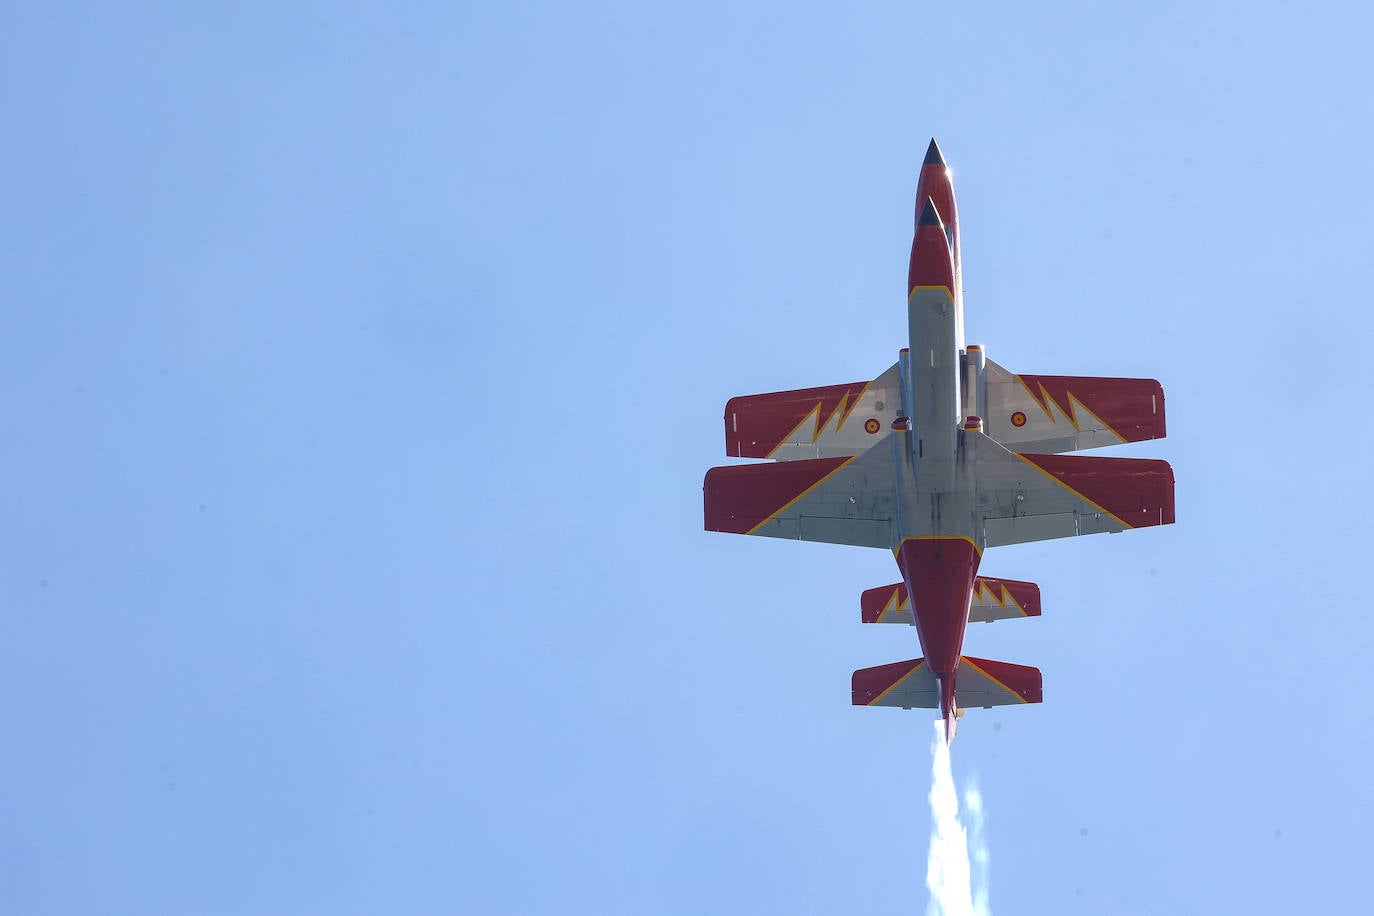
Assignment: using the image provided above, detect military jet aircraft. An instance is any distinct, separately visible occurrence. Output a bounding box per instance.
[703,140,1174,741]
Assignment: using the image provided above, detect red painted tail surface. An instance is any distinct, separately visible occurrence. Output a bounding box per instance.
[852,655,1042,710]
[957,655,1043,706]
[860,576,1041,624]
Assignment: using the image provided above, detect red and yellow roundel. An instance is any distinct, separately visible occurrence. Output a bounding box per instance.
[864,418,881,434]
[1011,411,1027,428]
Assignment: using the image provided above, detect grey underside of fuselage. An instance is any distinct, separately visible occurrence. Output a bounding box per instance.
[899,285,971,542]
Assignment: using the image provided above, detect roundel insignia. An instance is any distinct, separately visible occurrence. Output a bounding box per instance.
[864,418,881,434]
[1011,411,1027,428]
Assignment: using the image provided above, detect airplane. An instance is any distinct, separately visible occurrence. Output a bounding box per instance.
[703,139,1174,741]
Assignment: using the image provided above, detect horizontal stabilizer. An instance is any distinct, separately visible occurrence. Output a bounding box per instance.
[985,358,1165,454]
[860,575,1041,624]
[724,363,901,459]
[972,430,1175,547]
[703,437,898,549]
[852,656,1042,709]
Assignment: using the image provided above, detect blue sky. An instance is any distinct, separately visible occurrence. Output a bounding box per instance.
[5,2,1374,913]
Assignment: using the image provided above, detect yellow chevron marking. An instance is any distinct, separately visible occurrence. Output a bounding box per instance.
[1013,376,1076,427]
[762,381,876,458]
[973,580,1005,607]
[830,392,850,435]
[1012,375,1053,422]
[876,587,902,623]
[1012,454,1135,530]
[869,660,926,706]
[969,582,1030,618]
[1053,383,1080,430]
[836,382,873,430]
[1008,380,1130,444]
[1067,393,1128,444]
[745,457,857,536]
[765,402,823,459]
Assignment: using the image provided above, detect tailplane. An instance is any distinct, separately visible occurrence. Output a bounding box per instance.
[852,655,1043,722]
[860,575,1041,624]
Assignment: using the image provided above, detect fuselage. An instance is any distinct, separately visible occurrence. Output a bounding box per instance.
[896,142,980,738]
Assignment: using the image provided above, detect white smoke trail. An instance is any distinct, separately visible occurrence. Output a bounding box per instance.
[965,781,990,916]
[925,720,990,915]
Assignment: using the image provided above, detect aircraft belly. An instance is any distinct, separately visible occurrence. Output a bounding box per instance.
[908,287,960,470]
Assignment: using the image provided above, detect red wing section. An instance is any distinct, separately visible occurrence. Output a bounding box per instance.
[860,575,1041,624]
[984,358,1165,454]
[724,363,901,459]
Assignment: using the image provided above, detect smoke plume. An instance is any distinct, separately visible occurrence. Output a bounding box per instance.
[925,720,990,915]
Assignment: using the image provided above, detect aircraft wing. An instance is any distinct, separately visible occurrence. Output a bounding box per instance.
[982,357,1165,454]
[971,430,1174,548]
[723,357,1166,459]
[724,363,902,459]
[703,434,899,548]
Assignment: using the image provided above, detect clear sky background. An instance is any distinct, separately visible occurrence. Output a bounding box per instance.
[5,3,1373,914]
